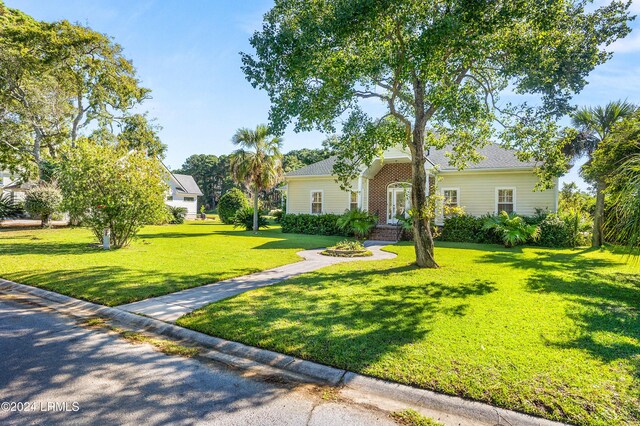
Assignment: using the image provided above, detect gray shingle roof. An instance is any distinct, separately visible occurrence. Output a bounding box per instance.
[173,173,203,195]
[428,144,537,171]
[285,144,536,177]
[286,156,338,177]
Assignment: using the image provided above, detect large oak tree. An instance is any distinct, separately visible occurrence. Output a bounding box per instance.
[0,2,150,178]
[242,0,632,267]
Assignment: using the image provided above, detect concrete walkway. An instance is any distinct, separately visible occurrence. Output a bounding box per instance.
[118,241,396,322]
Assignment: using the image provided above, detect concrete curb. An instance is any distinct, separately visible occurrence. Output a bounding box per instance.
[0,279,566,426]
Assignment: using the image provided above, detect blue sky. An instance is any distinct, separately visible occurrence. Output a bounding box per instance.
[9,0,640,189]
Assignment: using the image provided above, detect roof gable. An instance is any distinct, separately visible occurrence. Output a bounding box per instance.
[172,173,203,195]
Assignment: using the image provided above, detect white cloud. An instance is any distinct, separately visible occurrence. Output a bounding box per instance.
[608,32,640,53]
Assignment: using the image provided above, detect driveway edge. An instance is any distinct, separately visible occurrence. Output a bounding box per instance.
[0,279,565,426]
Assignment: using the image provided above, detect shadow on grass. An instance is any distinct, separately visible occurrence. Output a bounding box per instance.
[0,239,96,256]
[477,248,639,377]
[528,270,640,382]
[2,265,263,306]
[477,248,622,271]
[182,265,497,372]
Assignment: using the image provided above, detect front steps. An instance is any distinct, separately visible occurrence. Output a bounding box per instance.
[369,225,403,241]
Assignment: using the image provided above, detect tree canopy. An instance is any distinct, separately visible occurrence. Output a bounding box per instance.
[242,0,633,267]
[174,154,239,209]
[0,1,153,178]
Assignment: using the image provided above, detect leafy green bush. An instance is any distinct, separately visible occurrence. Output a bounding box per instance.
[281,213,350,236]
[167,206,188,224]
[337,208,377,240]
[0,193,23,219]
[233,207,268,231]
[24,184,62,227]
[483,211,540,248]
[58,140,168,248]
[218,188,249,224]
[440,214,486,243]
[537,212,592,248]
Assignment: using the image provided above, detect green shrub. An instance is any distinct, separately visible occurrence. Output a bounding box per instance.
[233,207,268,231]
[24,184,62,227]
[483,211,540,248]
[167,206,188,224]
[58,141,169,248]
[281,213,350,236]
[537,212,592,248]
[337,208,377,240]
[440,214,486,243]
[218,188,249,224]
[0,193,23,219]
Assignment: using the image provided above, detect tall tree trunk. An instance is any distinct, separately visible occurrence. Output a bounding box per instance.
[33,129,43,180]
[253,187,259,233]
[410,127,438,268]
[592,179,606,247]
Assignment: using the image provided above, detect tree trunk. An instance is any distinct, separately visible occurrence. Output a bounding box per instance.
[253,188,259,233]
[592,179,606,247]
[33,129,43,180]
[41,214,51,228]
[410,128,439,268]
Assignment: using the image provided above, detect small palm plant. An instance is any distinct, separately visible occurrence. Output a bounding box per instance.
[0,193,23,219]
[483,211,540,248]
[607,154,640,252]
[337,208,377,241]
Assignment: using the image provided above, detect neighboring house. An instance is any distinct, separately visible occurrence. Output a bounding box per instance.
[284,144,558,239]
[165,171,203,219]
[0,170,30,203]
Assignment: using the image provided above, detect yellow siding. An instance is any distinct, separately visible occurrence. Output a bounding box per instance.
[438,171,557,217]
[286,178,359,214]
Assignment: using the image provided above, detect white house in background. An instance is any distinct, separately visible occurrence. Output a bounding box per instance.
[0,170,30,203]
[165,170,203,219]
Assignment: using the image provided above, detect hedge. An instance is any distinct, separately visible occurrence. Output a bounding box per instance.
[281,213,351,236]
[439,213,585,248]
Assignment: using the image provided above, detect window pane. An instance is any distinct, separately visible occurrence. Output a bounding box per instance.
[444,190,458,205]
[498,203,514,213]
[498,189,513,203]
[311,192,322,214]
[350,191,358,210]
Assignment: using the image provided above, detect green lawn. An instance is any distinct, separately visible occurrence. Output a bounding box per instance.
[0,222,341,306]
[177,242,640,426]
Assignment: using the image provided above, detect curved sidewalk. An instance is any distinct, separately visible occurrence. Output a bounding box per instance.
[118,241,396,322]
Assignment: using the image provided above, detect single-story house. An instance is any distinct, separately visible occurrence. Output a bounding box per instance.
[165,171,203,219]
[284,144,558,239]
[0,170,31,203]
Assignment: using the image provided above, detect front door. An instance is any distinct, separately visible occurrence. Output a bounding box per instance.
[387,186,410,224]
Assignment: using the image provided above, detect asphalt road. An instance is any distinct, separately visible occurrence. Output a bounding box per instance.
[0,297,396,426]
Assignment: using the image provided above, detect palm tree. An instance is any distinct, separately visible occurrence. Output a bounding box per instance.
[569,100,635,247]
[608,154,640,252]
[230,125,283,232]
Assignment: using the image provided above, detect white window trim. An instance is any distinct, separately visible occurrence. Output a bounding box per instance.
[310,190,324,214]
[348,190,359,211]
[441,187,460,207]
[495,187,516,213]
